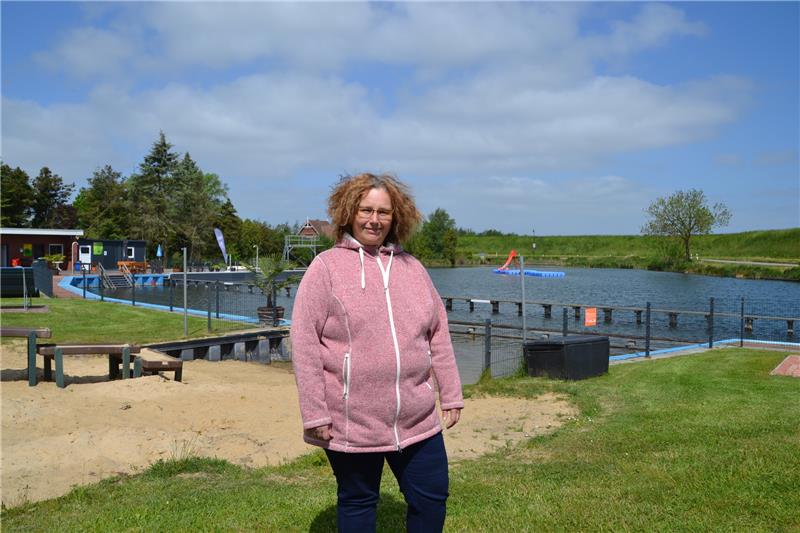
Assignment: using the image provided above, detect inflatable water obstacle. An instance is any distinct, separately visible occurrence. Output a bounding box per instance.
[493,250,565,278]
[494,268,565,278]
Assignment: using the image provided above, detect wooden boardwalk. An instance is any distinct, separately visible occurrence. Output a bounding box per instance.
[441,295,797,336]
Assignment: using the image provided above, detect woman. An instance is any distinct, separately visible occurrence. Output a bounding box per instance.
[291,173,464,532]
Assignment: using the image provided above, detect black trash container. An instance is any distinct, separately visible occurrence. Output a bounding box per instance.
[524,335,609,380]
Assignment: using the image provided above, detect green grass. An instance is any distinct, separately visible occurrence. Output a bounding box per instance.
[0,297,257,344]
[458,228,800,262]
[2,348,798,532]
[453,228,800,280]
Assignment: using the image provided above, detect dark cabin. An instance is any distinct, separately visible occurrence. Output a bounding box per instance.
[75,238,147,271]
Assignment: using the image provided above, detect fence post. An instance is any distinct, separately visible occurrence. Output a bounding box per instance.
[131,277,136,306]
[27,330,38,386]
[99,279,104,302]
[708,297,714,348]
[645,302,651,357]
[169,279,174,312]
[739,296,745,347]
[215,281,220,319]
[122,345,131,379]
[82,268,87,299]
[207,289,212,332]
[483,319,491,375]
[562,307,568,336]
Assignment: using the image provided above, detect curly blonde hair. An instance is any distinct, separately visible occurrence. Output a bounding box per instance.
[328,173,422,244]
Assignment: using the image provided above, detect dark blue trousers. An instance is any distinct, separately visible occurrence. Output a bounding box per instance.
[325,432,449,533]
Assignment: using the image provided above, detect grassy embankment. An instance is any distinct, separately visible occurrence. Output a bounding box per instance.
[2,338,798,531]
[453,228,800,281]
[0,297,258,343]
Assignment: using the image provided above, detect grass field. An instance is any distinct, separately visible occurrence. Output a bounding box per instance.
[2,346,798,532]
[452,228,800,281]
[0,297,257,344]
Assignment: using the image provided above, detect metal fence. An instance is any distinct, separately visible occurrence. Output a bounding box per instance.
[86,277,270,335]
[450,293,799,385]
[75,274,799,379]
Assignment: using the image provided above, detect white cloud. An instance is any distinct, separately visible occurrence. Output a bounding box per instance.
[35,3,703,79]
[410,175,651,235]
[593,3,706,57]
[35,26,136,79]
[3,66,750,208]
[3,2,771,232]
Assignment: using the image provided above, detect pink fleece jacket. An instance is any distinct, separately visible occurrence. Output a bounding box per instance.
[290,235,464,453]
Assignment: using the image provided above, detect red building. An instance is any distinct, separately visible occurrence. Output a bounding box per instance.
[0,228,84,268]
[298,219,335,239]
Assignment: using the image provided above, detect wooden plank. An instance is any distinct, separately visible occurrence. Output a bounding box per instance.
[1,327,52,338]
[37,344,141,356]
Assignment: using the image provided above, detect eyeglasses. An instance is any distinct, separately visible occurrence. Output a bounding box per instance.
[357,206,393,220]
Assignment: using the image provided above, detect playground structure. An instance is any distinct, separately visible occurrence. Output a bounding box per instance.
[494,250,565,278]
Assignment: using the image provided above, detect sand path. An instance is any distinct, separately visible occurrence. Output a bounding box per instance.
[1,340,575,506]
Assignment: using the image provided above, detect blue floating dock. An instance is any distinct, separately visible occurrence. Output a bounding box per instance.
[493,269,565,278]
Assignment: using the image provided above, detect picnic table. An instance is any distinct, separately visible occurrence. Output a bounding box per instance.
[117,260,149,274]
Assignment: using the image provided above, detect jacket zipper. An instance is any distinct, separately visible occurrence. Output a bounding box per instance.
[342,352,351,399]
[334,295,353,449]
[375,251,402,451]
[342,351,351,447]
[426,349,433,390]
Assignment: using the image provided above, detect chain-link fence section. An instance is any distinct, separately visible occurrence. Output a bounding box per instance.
[449,292,799,384]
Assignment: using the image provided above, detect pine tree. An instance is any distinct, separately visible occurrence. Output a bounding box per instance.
[173,153,229,262]
[74,165,129,238]
[127,131,180,258]
[30,167,75,228]
[0,163,34,227]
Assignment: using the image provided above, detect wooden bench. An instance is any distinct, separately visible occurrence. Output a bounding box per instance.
[133,348,183,382]
[0,326,52,386]
[36,344,142,388]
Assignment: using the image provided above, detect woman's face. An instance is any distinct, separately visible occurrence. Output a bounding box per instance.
[351,187,393,247]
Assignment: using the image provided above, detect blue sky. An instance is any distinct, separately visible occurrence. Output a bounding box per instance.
[2,1,798,235]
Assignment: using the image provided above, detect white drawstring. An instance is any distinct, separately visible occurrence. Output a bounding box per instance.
[359,247,365,289]
[375,250,394,290]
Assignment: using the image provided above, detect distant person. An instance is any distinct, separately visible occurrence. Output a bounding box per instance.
[291,173,464,532]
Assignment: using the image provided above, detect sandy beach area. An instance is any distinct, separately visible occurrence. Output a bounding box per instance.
[1,339,576,507]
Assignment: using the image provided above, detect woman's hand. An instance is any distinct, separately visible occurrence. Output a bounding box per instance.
[442,408,461,429]
[304,424,332,441]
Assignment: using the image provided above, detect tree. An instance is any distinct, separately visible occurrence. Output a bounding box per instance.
[127,131,180,258]
[421,208,458,262]
[443,228,458,267]
[74,165,129,238]
[239,219,285,262]
[172,153,228,262]
[0,163,34,227]
[247,254,300,309]
[49,204,79,229]
[30,167,75,228]
[641,189,731,262]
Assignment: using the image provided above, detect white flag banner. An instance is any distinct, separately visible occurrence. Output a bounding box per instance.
[213,227,228,263]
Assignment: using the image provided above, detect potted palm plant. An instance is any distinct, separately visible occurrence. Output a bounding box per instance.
[247,254,300,326]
